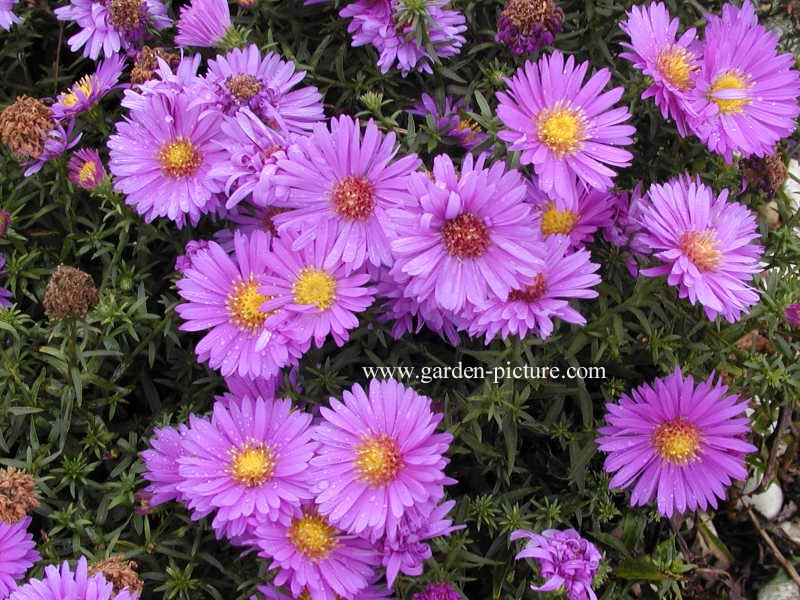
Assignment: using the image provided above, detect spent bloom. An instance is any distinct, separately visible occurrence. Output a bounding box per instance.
[52,54,126,120]
[636,175,763,323]
[413,582,462,600]
[177,394,317,538]
[68,148,106,190]
[174,230,304,379]
[54,0,170,59]
[310,378,454,539]
[42,265,99,321]
[108,90,226,227]
[496,0,564,56]
[619,2,699,135]
[596,366,757,517]
[0,517,40,599]
[0,467,39,525]
[687,2,800,161]
[9,556,137,600]
[390,153,540,313]
[274,115,421,269]
[511,528,601,600]
[496,51,635,201]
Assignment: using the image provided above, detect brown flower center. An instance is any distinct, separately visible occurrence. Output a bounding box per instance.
[225,74,264,100]
[108,0,145,31]
[330,175,376,221]
[441,213,490,259]
[131,46,180,86]
[508,273,548,302]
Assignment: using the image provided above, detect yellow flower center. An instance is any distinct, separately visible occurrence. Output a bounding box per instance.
[288,511,339,561]
[354,433,403,486]
[708,69,752,115]
[77,160,98,185]
[228,442,276,487]
[330,175,376,221]
[226,276,269,333]
[540,202,578,236]
[655,45,696,92]
[157,137,202,179]
[678,229,723,272]
[293,268,336,310]
[653,418,701,465]
[60,75,95,107]
[508,273,548,302]
[536,101,588,157]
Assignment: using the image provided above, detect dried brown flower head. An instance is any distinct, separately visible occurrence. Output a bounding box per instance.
[0,467,39,524]
[42,265,100,320]
[0,95,55,161]
[741,152,789,197]
[130,46,180,86]
[89,556,144,599]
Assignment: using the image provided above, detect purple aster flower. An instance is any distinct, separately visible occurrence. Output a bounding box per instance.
[174,239,212,274]
[52,55,126,121]
[68,148,106,190]
[340,0,467,76]
[390,153,540,313]
[0,253,12,307]
[596,365,757,517]
[511,528,601,600]
[310,378,454,539]
[409,93,488,150]
[687,2,800,162]
[175,231,305,379]
[21,120,81,177]
[785,302,800,326]
[108,90,226,227]
[253,504,381,599]
[177,394,316,539]
[273,115,421,269]
[413,582,462,600]
[469,235,600,341]
[224,373,281,403]
[54,0,170,59]
[635,175,763,323]
[528,177,615,246]
[122,53,204,111]
[619,2,699,136]
[140,424,193,507]
[374,266,464,346]
[381,499,463,589]
[9,556,136,600]
[496,0,564,56]
[197,44,325,134]
[208,109,292,210]
[175,0,232,48]
[0,0,19,30]
[0,517,39,598]
[212,206,289,253]
[257,222,376,349]
[496,50,635,201]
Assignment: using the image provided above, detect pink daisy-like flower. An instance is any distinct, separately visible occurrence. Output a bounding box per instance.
[177,395,316,538]
[619,2,699,135]
[381,499,462,589]
[340,0,467,76]
[274,115,421,269]
[686,2,800,162]
[175,0,231,48]
[257,223,376,349]
[175,230,305,379]
[9,556,136,600]
[390,153,540,313]
[122,53,204,112]
[496,50,635,201]
[635,175,763,323]
[528,177,615,246]
[310,378,454,539]
[469,235,601,341]
[0,517,40,598]
[140,424,192,508]
[511,528,601,600]
[0,0,19,30]
[108,90,226,227]
[198,44,325,134]
[254,504,381,600]
[413,582,462,600]
[52,54,126,121]
[54,0,170,59]
[208,109,292,210]
[596,365,757,517]
[68,148,106,190]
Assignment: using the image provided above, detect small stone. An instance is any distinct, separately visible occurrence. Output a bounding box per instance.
[758,580,800,600]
